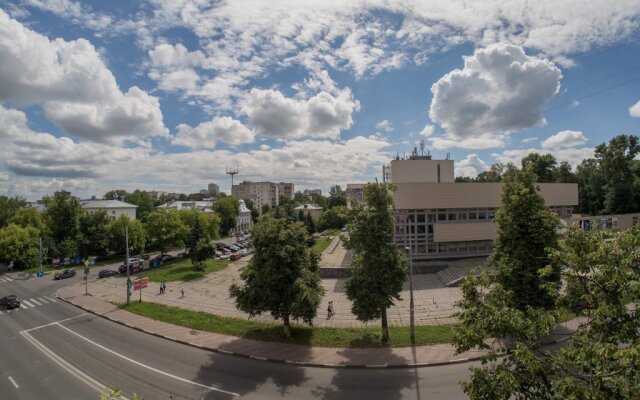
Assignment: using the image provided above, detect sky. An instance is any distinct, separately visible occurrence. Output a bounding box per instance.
[0,0,639,201]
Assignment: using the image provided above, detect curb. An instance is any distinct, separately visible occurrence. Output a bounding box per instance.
[55,293,487,369]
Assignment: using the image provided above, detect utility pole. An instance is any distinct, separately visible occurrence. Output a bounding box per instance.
[38,237,43,276]
[405,218,415,343]
[125,225,131,305]
[226,165,239,198]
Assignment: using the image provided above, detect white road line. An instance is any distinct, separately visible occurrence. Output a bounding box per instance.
[5,276,12,282]
[20,304,27,310]
[22,300,34,308]
[21,313,88,333]
[20,330,126,399]
[30,298,42,306]
[44,296,57,303]
[0,278,6,283]
[37,297,49,304]
[56,323,239,396]
[0,309,3,315]
[8,376,19,389]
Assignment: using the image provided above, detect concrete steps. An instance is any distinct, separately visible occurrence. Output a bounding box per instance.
[436,267,464,287]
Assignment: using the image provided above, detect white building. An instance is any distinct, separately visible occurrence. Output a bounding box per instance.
[157,201,214,212]
[81,200,137,220]
[236,199,253,232]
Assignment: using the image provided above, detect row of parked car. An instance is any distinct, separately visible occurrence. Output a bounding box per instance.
[215,234,253,261]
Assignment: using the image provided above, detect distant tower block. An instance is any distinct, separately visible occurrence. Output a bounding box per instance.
[226,165,239,196]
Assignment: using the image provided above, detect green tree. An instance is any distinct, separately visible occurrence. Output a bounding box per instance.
[124,190,154,220]
[476,162,516,182]
[317,205,349,231]
[0,223,40,269]
[554,161,577,183]
[58,238,79,260]
[213,196,239,235]
[305,213,316,233]
[595,134,639,214]
[0,195,28,227]
[342,183,407,342]
[297,209,305,221]
[78,210,111,257]
[103,190,127,200]
[187,216,208,257]
[44,192,82,248]
[453,227,640,400]
[8,207,46,233]
[521,153,558,182]
[144,209,186,255]
[576,158,606,214]
[493,168,560,310]
[327,185,347,208]
[110,215,146,255]
[177,209,220,242]
[229,216,324,337]
[192,238,215,271]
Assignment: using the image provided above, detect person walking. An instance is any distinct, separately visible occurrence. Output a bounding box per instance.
[327,300,334,318]
[180,288,185,298]
[159,282,163,295]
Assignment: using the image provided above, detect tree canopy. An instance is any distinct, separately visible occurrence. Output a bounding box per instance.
[342,183,407,341]
[143,209,186,254]
[213,196,239,235]
[229,216,324,337]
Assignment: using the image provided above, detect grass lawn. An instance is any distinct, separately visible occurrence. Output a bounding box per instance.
[140,259,229,282]
[313,237,333,253]
[119,301,455,347]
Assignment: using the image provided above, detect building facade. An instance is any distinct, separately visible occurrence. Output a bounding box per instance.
[379,156,579,260]
[236,199,253,232]
[81,200,137,220]
[303,189,322,197]
[156,200,214,212]
[232,181,295,213]
[346,183,366,208]
[207,183,220,197]
[294,204,323,222]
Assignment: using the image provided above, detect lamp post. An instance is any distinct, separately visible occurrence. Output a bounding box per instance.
[405,220,415,343]
[125,225,131,305]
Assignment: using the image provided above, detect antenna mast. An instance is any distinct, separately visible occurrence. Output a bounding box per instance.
[226,165,239,197]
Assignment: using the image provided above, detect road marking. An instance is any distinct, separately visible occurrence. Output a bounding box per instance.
[0,309,3,314]
[20,304,27,310]
[44,296,58,303]
[5,276,12,282]
[8,376,19,389]
[56,323,239,396]
[21,313,88,333]
[30,298,42,306]
[38,297,49,304]
[22,300,34,308]
[20,330,127,399]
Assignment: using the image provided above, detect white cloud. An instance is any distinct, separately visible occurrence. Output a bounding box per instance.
[419,124,435,137]
[172,116,255,149]
[541,130,587,149]
[522,137,538,144]
[430,43,562,139]
[0,10,167,144]
[376,120,394,132]
[24,0,113,31]
[630,100,640,118]
[492,147,595,169]
[456,154,489,177]
[428,134,507,150]
[242,87,360,139]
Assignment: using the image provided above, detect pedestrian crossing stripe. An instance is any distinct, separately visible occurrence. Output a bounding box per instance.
[30,298,42,306]
[38,297,48,304]
[22,300,34,308]
[20,304,27,310]
[44,296,57,302]
[1,297,57,313]
[0,277,12,283]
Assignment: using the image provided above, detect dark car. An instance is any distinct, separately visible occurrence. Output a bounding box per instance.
[98,269,118,279]
[0,295,20,310]
[176,252,189,259]
[118,262,142,274]
[161,254,175,262]
[54,269,76,280]
[230,253,242,261]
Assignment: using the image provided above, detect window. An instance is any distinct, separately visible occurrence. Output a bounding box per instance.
[458,210,467,220]
[468,209,477,220]
[488,210,496,220]
[438,209,447,221]
[428,225,434,234]
[468,242,477,252]
[417,214,426,223]
[448,211,457,221]
[478,210,487,220]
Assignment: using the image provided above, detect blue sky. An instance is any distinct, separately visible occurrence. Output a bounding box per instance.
[1,0,639,200]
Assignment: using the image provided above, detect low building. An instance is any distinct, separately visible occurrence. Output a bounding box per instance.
[157,200,214,212]
[386,156,578,260]
[236,199,253,232]
[294,204,323,222]
[81,200,137,220]
[346,183,366,208]
[570,213,640,231]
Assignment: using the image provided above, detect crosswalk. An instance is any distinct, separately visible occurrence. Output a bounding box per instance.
[0,296,57,314]
[0,276,13,284]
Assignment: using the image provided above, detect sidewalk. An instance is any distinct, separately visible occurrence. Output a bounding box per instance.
[56,286,489,368]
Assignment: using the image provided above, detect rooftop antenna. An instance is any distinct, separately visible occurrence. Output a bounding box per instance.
[226,165,239,197]
[446,152,450,160]
[419,139,425,156]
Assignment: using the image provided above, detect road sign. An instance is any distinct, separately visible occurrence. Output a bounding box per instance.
[133,277,149,291]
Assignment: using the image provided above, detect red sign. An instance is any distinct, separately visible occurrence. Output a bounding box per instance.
[133,277,149,291]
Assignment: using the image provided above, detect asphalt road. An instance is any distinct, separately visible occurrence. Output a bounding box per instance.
[0,273,474,400]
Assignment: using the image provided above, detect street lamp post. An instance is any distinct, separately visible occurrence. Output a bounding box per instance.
[125,225,131,305]
[405,219,415,343]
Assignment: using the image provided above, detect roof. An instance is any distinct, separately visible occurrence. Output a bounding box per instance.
[157,201,213,210]
[294,204,323,210]
[81,200,137,209]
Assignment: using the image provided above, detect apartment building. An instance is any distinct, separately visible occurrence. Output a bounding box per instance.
[81,200,137,220]
[207,183,220,197]
[303,189,322,197]
[232,181,295,213]
[353,156,579,260]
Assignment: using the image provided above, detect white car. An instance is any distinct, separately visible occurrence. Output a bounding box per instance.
[240,249,249,257]
[219,253,231,260]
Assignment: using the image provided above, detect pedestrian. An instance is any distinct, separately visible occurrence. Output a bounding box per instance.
[180,288,185,298]
[162,282,166,294]
[159,282,163,295]
[8,260,13,273]
[327,300,334,318]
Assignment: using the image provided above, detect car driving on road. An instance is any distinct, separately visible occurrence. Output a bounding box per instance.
[54,269,76,280]
[0,295,20,310]
[98,269,118,279]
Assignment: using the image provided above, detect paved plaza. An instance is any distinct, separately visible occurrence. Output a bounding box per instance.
[75,237,488,328]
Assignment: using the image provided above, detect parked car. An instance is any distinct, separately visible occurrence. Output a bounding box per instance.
[118,259,142,274]
[54,269,76,280]
[98,269,118,279]
[176,252,189,259]
[215,242,227,249]
[229,245,240,251]
[0,295,20,310]
[236,243,246,249]
[230,253,242,261]
[239,249,249,257]
[219,253,231,260]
